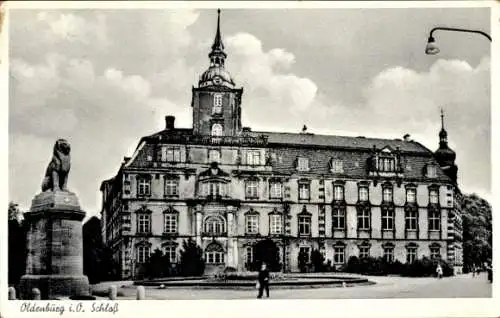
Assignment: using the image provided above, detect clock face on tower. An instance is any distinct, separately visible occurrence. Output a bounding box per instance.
[213,77,222,85]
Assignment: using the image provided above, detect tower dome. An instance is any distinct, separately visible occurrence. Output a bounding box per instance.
[198,9,235,88]
[434,109,456,165]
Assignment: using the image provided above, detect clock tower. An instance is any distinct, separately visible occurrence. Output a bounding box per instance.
[191,9,243,136]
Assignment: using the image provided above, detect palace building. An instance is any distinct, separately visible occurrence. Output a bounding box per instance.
[100,10,463,278]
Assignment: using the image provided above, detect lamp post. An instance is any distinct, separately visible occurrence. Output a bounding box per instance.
[425,27,492,55]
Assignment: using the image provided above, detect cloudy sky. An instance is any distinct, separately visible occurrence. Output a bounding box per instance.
[8,6,491,215]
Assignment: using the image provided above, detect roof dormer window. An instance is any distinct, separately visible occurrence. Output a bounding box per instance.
[330,159,343,173]
[297,157,309,172]
[426,164,437,178]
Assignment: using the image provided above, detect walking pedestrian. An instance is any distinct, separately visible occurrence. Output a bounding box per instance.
[436,264,443,279]
[472,264,476,277]
[257,262,270,298]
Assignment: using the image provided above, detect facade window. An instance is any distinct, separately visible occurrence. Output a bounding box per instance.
[137,213,151,234]
[298,215,311,236]
[297,157,309,171]
[405,209,418,231]
[163,245,177,263]
[427,165,437,178]
[209,149,221,163]
[246,246,254,265]
[383,246,394,262]
[381,208,394,230]
[330,159,343,173]
[205,243,225,265]
[213,94,223,114]
[269,214,283,235]
[333,185,344,201]
[298,182,310,200]
[430,246,441,259]
[332,207,345,230]
[137,177,151,196]
[165,178,179,197]
[211,123,223,137]
[406,188,417,203]
[163,147,181,162]
[136,245,150,263]
[246,150,261,165]
[358,186,369,201]
[202,181,226,197]
[245,214,259,234]
[357,208,370,230]
[245,180,259,199]
[406,246,418,263]
[382,187,393,202]
[429,189,439,204]
[204,215,226,235]
[163,213,178,234]
[299,246,311,263]
[269,181,283,199]
[428,209,441,231]
[378,157,396,172]
[359,246,370,259]
[334,246,345,264]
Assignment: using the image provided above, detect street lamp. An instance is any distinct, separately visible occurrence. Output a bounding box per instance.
[425,27,492,55]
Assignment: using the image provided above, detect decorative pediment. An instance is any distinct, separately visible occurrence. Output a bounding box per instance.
[163,205,179,214]
[199,162,230,178]
[357,240,371,248]
[268,208,282,215]
[405,242,418,248]
[135,206,152,214]
[161,240,179,248]
[333,240,346,247]
[380,146,394,154]
[298,205,311,215]
[135,239,152,247]
[244,208,259,215]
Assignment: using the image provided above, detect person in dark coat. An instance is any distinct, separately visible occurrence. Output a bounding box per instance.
[257,263,270,298]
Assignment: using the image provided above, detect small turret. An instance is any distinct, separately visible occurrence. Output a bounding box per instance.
[434,109,458,183]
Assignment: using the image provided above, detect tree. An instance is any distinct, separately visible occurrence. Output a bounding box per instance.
[83,216,118,283]
[252,239,281,272]
[462,194,492,272]
[8,202,27,285]
[144,248,171,279]
[179,238,205,276]
[298,250,309,273]
[311,249,325,272]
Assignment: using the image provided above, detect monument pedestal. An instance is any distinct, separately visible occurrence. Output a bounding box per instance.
[20,191,90,300]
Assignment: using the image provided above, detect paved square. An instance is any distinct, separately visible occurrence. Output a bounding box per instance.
[93,273,492,299]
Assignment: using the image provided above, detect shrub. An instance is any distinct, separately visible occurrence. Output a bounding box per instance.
[401,257,454,277]
[297,250,309,273]
[144,248,171,279]
[179,238,205,276]
[311,249,326,272]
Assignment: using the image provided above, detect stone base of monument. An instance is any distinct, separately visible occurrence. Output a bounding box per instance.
[19,191,91,300]
[20,275,90,300]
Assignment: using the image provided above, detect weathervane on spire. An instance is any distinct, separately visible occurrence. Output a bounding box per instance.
[209,8,226,67]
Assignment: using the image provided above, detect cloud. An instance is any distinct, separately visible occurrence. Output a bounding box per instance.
[8,9,491,214]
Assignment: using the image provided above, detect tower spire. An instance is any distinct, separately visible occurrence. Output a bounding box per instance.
[208,9,227,67]
[439,107,448,147]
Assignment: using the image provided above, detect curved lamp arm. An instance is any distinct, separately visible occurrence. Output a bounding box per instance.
[429,27,492,42]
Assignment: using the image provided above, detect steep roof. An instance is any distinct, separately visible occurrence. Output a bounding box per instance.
[248,131,432,154]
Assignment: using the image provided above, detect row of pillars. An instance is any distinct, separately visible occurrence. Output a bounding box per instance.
[8,286,147,300]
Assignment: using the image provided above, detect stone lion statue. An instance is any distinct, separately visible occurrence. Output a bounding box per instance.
[41,138,71,192]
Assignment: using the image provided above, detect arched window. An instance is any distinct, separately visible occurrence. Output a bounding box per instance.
[205,242,225,264]
[211,124,223,137]
[204,215,226,235]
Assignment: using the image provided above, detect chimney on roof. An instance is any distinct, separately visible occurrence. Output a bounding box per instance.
[403,134,410,142]
[301,125,307,133]
[165,116,175,130]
